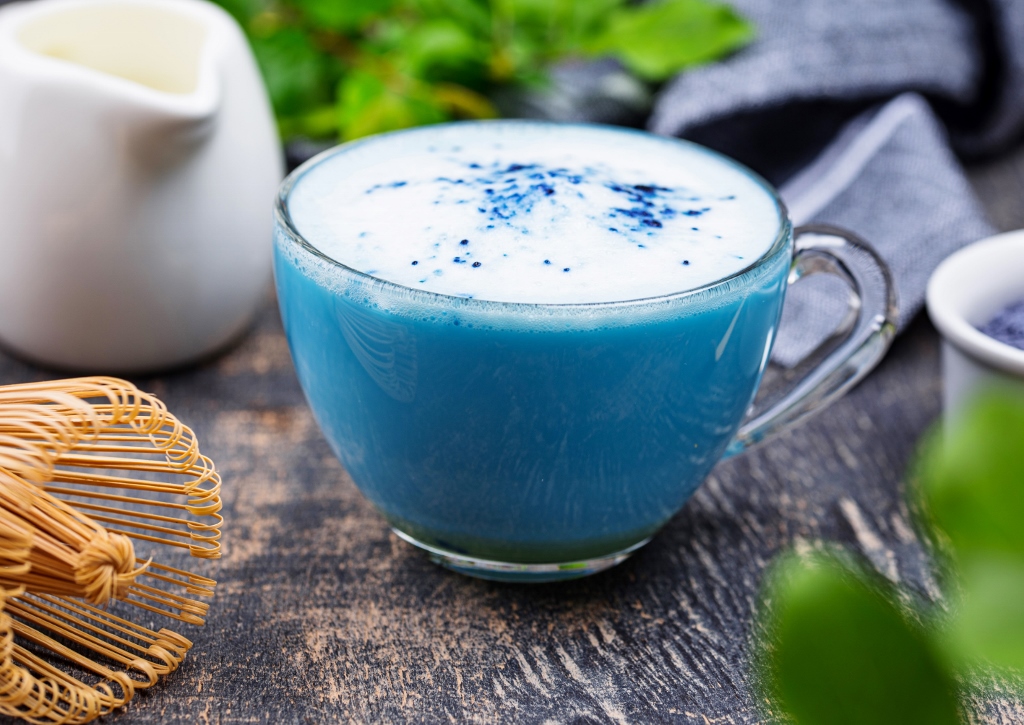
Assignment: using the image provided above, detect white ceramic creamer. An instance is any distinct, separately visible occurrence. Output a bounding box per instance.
[0,0,283,372]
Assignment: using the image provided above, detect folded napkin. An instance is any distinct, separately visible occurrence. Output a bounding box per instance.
[647,0,1023,365]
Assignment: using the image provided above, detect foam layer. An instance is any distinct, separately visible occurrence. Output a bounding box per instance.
[286,122,783,304]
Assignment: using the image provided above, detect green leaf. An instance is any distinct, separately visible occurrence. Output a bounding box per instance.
[918,391,1024,560]
[563,0,624,38]
[336,71,448,141]
[250,28,339,117]
[946,557,1024,671]
[762,553,960,725]
[405,0,491,35]
[294,0,396,32]
[506,0,562,29]
[400,18,487,80]
[582,0,753,81]
[277,104,339,139]
[210,0,266,25]
[336,70,386,134]
[431,83,498,119]
[501,0,623,52]
[914,391,1024,674]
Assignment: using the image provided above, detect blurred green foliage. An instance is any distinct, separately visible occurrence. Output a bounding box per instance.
[759,391,1024,724]
[765,553,960,725]
[918,393,1024,672]
[213,0,753,141]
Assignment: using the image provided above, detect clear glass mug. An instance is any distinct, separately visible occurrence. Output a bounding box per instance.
[273,122,898,582]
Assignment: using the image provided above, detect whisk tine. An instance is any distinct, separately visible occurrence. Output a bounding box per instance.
[0,377,223,724]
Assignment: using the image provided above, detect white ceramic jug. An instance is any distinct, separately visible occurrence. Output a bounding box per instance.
[0,0,283,372]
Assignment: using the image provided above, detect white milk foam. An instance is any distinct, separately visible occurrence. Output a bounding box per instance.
[287,123,783,304]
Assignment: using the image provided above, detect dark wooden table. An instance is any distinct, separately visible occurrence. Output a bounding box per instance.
[2,148,1022,724]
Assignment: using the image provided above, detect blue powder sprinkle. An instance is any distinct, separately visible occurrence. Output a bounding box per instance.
[472,261,482,268]
[378,160,726,263]
[411,261,419,266]
[978,298,1024,350]
[365,180,408,194]
[563,267,570,272]
[682,260,690,265]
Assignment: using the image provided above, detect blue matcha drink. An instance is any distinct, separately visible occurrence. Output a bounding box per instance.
[275,122,791,574]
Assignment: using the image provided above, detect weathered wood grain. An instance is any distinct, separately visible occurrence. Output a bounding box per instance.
[0,151,1021,724]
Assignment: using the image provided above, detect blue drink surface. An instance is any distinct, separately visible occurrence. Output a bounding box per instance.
[286,122,780,304]
[275,122,791,566]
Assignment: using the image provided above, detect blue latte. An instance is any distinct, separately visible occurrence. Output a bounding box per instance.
[274,122,791,577]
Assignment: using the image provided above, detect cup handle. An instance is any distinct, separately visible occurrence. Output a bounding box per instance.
[722,224,899,459]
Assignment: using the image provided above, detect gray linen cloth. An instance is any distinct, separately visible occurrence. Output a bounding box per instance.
[646,0,1024,365]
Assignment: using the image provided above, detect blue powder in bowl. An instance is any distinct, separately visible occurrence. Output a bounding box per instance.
[977,297,1024,351]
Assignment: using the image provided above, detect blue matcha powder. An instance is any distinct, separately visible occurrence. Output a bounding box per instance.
[288,123,781,304]
[978,298,1024,351]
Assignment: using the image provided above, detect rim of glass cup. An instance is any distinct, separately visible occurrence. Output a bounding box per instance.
[274,120,793,312]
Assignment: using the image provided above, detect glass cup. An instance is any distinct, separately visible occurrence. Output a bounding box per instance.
[274,121,898,582]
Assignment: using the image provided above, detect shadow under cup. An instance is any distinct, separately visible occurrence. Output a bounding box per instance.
[273,137,794,581]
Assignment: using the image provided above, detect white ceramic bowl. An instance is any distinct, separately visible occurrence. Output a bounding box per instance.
[927,229,1024,420]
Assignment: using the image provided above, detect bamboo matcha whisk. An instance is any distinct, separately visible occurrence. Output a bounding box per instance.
[0,377,223,724]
